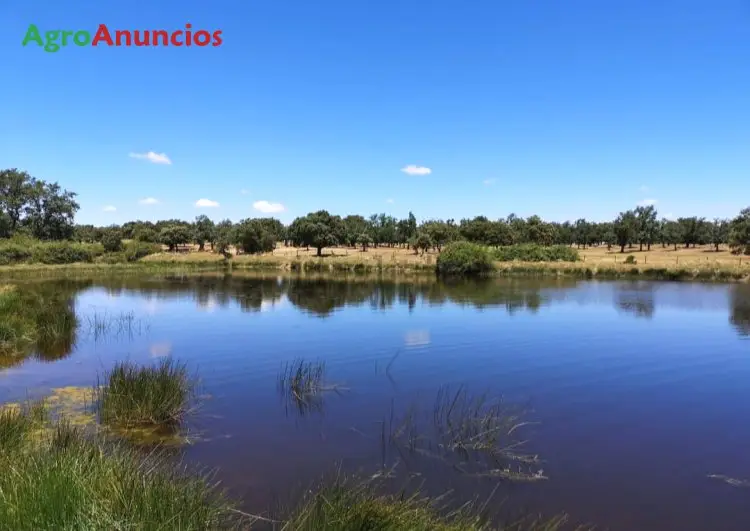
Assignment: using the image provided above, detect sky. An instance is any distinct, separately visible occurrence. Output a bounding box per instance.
[0,1,749,226]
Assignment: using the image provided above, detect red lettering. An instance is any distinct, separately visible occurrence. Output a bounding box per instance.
[115,30,132,46]
[194,30,211,46]
[212,30,223,46]
[170,31,183,46]
[152,30,168,46]
[91,24,113,46]
[133,30,150,46]
[185,23,193,46]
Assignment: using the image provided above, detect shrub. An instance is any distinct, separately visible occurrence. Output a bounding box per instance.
[0,241,32,265]
[29,242,105,265]
[491,244,580,262]
[624,255,637,264]
[100,229,123,253]
[436,242,494,276]
[95,359,195,428]
[124,241,162,261]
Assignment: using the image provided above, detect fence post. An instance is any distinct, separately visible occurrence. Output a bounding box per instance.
[644,256,647,264]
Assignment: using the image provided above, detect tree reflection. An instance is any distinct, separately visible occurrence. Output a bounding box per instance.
[729,285,750,337]
[614,282,655,319]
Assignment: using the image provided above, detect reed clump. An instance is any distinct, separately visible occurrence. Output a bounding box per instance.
[0,415,242,530]
[95,358,195,428]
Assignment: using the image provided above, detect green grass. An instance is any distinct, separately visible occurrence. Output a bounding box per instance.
[0,401,47,449]
[0,415,244,530]
[279,358,327,400]
[95,358,195,428]
[283,476,573,531]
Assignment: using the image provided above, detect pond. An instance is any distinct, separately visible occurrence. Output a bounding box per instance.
[2,273,750,530]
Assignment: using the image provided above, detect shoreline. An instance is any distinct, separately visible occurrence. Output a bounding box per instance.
[2,254,750,282]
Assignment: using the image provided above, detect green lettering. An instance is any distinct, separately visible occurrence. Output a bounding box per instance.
[73,30,91,46]
[62,30,74,45]
[21,24,43,47]
[44,30,60,52]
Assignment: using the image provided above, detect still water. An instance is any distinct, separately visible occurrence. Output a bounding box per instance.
[2,274,750,530]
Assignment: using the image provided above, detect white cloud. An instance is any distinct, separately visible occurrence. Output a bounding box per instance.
[129,151,172,165]
[401,165,432,176]
[663,212,675,220]
[149,342,172,358]
[386,198,395,204]
[139,197,159,205]
[253,200,285,214]
[637,199,658,207]
[195,198,220,208]
[102,205,116,212]
[483,178,497,186]
[404,330,430,347]
[240,189,249,195]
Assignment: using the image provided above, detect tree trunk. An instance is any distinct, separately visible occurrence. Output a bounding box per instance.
[715,243,719,252]
[674,243,678,251]
[620,244,626,253]
[199,242,205,251]
[647,242,651,251]
[639,242,643,251]
[362,244,366,252]
[316,246,323,257]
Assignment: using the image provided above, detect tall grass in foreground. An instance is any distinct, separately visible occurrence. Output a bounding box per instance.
[95,358,195,428]
[283,475,574,531]
[0,412,244,530]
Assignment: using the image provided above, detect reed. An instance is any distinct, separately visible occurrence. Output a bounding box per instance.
[95,358,196,428]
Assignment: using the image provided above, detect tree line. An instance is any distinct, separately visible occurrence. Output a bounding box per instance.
[4,167,750,255]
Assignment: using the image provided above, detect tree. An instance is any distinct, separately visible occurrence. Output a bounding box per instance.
[410,232,433,255]
[729,208,750,255]
[214,219,235,255]
[526,215,557,245]
[133,226,158,243]
[614,210,637,253]
[677,217,707,248]
[289,210,344,256]
[420,220,459,251]
[234,219,275,254]
[661,220,683,251]
[635,205,658,251]
[709,218,729,252]
[0,168,33,233]
[574,218,591,249]
[100,227,123,253]
[342,215,370,247]
[159,225,191,251]
[356,232,373,251]
[193,215,215,251]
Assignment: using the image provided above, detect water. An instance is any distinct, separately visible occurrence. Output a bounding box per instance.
[3,274,750,530]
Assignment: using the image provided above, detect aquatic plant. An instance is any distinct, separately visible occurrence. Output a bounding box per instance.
[283,474,571,531]
[0,419,245,530]
[95,358,195,428]
[385,386,545,482]
[278,358,327,401]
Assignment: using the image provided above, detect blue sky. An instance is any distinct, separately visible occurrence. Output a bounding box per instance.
[1,1,748,226]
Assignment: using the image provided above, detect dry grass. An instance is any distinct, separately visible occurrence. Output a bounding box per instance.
[577,244,749,267]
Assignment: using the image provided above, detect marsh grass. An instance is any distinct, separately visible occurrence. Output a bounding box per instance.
[0,400,47,449]
[282,474,575,531]
[278,359,346,416]
[0,419,246,530]
[384,386,545,482]
[84,310,147,341]
[95,358,196,429]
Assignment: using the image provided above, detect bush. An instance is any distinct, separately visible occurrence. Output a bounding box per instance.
[124,241,162,261]
[624,255,637,264]
[436,242,494,276]
[0,241,32,265]
[100,229,123,253]
[30,242,104,264]
[491,244,580,262]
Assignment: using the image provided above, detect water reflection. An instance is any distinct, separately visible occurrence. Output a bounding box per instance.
[4,274,750,374]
